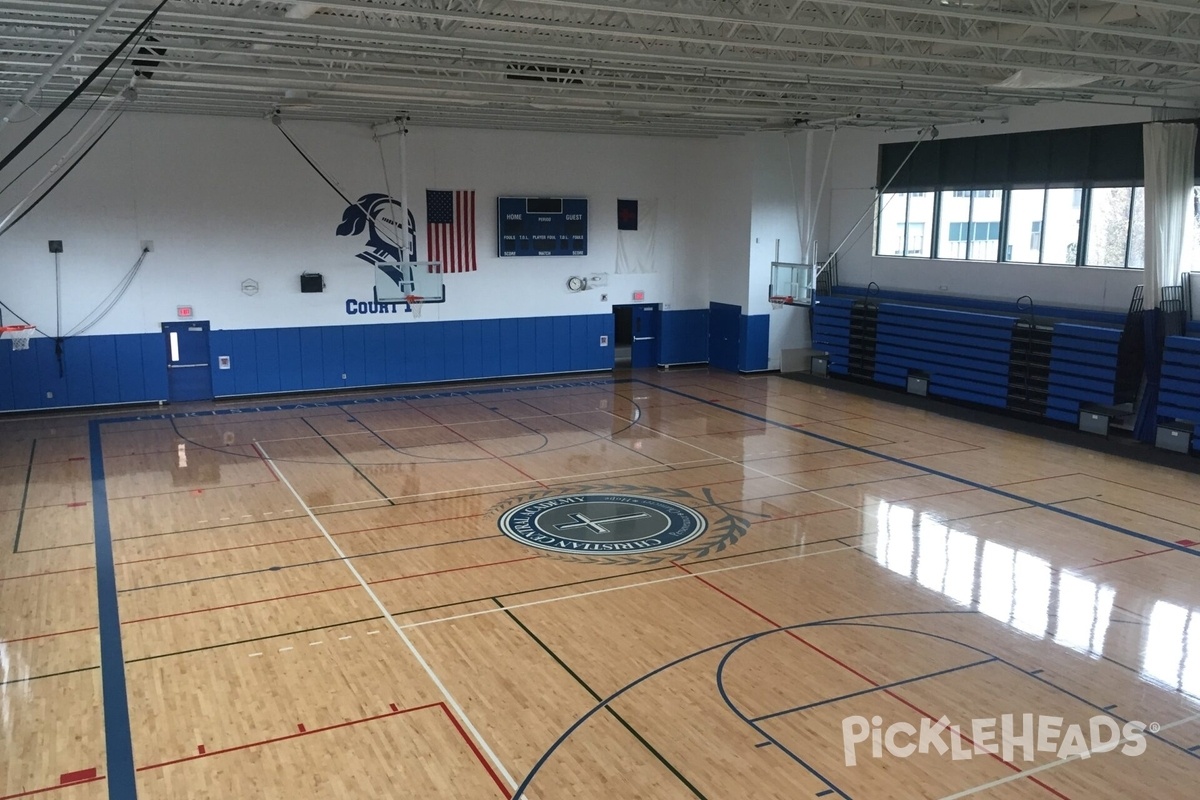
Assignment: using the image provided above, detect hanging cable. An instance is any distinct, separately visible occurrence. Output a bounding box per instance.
[0,105,127,240]
[0,299,35,328]
[275,119,352,205]
[817,125,936,278]
[376,136,403,256]
[0,0,167,175]
[275,119,400,251]
[0,22,144,201]
[65,246,150,337]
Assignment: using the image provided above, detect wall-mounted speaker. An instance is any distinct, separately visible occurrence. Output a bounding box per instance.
[300,273,324,293]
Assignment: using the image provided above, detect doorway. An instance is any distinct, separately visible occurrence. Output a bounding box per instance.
[613,303,661,368]
[162,320,213,402]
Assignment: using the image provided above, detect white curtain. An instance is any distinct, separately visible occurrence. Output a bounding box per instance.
[1142,122,1196,307]
[615,198,658,273]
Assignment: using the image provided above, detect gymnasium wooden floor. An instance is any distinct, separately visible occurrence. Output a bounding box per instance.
[2,370,1199,799]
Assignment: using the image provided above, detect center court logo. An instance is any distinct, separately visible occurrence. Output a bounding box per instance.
[498,493,707,555]
[842,713,1149,766]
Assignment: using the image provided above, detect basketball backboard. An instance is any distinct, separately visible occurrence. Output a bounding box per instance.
[373,261,446,304]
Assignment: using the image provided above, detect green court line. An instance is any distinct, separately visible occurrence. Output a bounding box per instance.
[495,598,709,799]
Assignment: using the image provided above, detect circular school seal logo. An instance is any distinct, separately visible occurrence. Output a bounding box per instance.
[498,493,707,555]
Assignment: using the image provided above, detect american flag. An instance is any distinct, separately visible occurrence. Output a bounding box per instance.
[426,189,477,273]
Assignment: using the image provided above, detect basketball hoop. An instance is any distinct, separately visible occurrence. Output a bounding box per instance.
[405,294,423,319]
[769,296,789,310]
[0,324,34,351]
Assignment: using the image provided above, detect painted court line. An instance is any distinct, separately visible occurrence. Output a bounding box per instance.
[643,381,1200,559]
[937,710,1200,799]
[399,541,856,632]
[255,441,522,796]
[87,419,137,799]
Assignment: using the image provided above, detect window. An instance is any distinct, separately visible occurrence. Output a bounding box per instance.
[875,181,1148,268]
[1004,187,1081,265]
[877,192,934,257]
[939,189,1001,260]
[1084,187,1144,269]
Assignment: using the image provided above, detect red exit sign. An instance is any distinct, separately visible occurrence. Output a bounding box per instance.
[177,305,193,318]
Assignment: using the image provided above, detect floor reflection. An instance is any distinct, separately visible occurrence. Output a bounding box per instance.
[866,499,1200,699]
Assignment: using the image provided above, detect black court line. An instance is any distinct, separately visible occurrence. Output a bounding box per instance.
[124,535,856,665]
[496,600,708,799]
[643,381,1200,559]
[116,476,832,591]
[0,663,99,687]
[299,417,395,505]
[830,620,1200,762]
[11,438,36,553]
[118,532,509,593]
[750,657,998,722]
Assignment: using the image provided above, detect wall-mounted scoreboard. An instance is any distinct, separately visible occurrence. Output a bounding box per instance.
[498,197,588,257]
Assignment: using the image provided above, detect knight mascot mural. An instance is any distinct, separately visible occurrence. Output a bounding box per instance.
[336,193,418,295]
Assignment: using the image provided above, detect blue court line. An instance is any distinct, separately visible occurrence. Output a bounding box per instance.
[81,377,620,800]
[827,620,1200,764]
[641,380,1200,558]
[750,657,998,723]
[90,419,136,799]
[108,378,623,425]
[816,791,834,797]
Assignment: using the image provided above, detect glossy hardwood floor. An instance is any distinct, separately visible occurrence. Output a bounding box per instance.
[2,370,1198,799]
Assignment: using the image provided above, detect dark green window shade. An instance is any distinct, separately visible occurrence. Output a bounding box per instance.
[877,138,940,191]
[1089,125,1143,183]
[939,137,976,186]
[877,121,1197,190]
[1048,129,1091,184]
[1009,131,1050,185]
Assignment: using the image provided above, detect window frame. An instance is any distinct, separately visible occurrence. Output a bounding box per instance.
[876,182,1143,269]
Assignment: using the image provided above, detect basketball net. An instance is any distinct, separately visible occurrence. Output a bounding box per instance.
[405,295,423,318]
[1,325,34,351]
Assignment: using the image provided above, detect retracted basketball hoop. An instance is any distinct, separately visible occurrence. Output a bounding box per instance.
[0,324,35,351]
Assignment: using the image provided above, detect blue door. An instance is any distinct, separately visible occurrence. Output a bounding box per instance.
[163,321,213,402]
[631,304,660,368]
[708,302,740,371]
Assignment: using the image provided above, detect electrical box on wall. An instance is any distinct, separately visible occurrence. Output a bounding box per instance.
[300,273,324,293]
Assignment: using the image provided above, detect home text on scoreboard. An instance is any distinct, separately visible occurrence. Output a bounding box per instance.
[497,197,588,257]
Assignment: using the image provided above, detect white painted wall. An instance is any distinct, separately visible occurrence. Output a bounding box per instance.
[829,102,1155,312]
[747,132,833,367]
[0,112,736,335]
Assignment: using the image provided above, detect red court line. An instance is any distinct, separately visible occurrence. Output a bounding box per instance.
[437,703,512,798]
[123,582,359,624]
[115,534,325,566]
[136,701,442,771]
[133,700,510,797]
[0,625,98,644]
[369,555,540,586]
[125,554,541,625]
[404,402,550,490]
[1083,548,1176,570]
[106,478,272,502]
[674,564,1073,800]
[0,776,105,800]
[58,768,96,784]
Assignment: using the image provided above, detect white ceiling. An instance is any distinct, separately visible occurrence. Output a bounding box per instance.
[2,0,1200,137]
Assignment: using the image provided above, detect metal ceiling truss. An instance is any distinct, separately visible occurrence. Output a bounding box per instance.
[1,0,1198,136]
